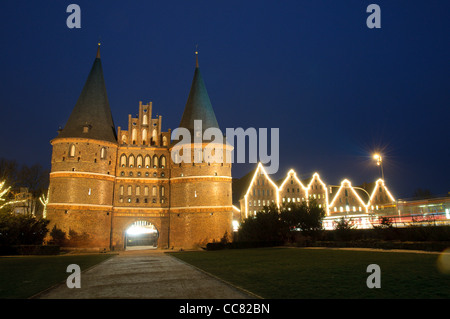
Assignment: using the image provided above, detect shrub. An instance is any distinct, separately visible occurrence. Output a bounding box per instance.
[332,217,356,241]
[0,209,49,246]
[49,225,67,246]
[237,202,326,244]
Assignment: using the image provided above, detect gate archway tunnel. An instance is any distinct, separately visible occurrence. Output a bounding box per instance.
[125,220,159,250]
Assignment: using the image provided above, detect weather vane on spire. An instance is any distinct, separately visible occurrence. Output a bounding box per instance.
[97,37,101,58]
[195,44,199,68]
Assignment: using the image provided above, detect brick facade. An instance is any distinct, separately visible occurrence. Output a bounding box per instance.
[46,51,233,251]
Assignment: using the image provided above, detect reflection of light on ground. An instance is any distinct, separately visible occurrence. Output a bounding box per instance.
[437,248,450,274]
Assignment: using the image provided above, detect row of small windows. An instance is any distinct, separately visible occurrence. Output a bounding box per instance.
[122,129,168,146]
[119,197,165,204]
[120,171,165,178]
[333,206,363,213]
[119,185,165,197]
[249,198,323,209]
[282,198,305,203]
[68,145,107,159]
[252,189,275,196]
[120,154,166,168]
[249,199,275,207]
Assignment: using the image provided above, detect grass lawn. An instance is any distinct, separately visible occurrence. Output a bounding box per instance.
[169,247,450,299]
[0,254,115,298]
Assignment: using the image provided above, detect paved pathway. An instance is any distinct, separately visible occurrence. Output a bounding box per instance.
[33,249,256,299]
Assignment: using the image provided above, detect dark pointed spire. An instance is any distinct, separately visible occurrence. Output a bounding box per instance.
[178,51,220,138]
[57,44,117,143]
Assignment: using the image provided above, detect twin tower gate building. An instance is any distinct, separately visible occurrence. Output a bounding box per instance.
[46,46,233,251]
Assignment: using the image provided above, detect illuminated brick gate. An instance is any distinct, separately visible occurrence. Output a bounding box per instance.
[46,46,233,251]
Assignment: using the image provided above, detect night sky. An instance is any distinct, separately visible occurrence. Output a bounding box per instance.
[0,1,448,199]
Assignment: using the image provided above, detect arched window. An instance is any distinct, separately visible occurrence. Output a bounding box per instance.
[160,186,165,197]
[144,155,151,168]
[136,186,140,196]
[160,155,166,168]
[142,129,147,145]
[153,155,158,168]
[137,155,143,168]
[127,186,132,196]
[132,129,137,145]
[119,185,124,196]
[152,186,157,197]
[100,147,107,159]
[128,155,135,167]
[69,144,76,157]
[120,154,127,167]
[122,135,127,145]
[162,136,168,146]
[142,114,148,125]
[144,186,149,196]
[152,129,157,145]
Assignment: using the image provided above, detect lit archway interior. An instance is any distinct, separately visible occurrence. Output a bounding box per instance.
[125,220,159,250]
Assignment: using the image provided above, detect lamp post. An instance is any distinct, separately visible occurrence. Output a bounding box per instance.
[373,154,384,181]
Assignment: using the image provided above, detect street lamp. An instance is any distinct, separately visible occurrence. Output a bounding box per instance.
[373,154,384,181]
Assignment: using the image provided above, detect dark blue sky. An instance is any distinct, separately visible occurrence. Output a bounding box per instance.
[0,1,448,199]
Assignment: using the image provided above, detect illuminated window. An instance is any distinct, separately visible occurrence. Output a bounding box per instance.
[137,155,143,168]
[120,154,127,167]
[152,129,157,144]
[152,186,157,197]
[160,156,166,168]
[144,186,149,196]
[69,144,76,157]
[129,155,135,167]
[136,186,141,196]
[120,186,124,196]
[132,128,137,145]
[100,147,107,159]
[127,186,132,196]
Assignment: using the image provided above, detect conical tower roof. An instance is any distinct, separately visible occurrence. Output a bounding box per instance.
[57,44,117,143]
[179,53,220,138]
